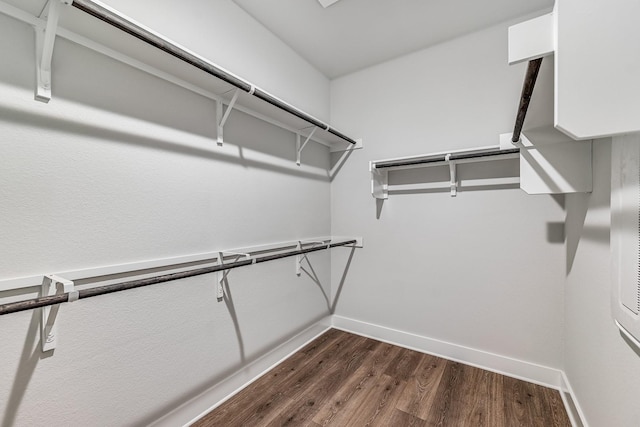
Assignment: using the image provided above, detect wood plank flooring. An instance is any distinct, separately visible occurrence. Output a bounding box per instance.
[193,329,570,427]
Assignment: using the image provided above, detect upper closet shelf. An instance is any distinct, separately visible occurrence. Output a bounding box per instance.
[0,0,362,158]
[371,128,593,199]
[370,146,519,199]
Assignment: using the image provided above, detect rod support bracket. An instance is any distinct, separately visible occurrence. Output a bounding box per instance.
[295,240,327,276]
[35,0,70,103]
[370,162,389,199]
[216,88,241,146]
[216,250,252,300]
[296,127,318,166]
[446,154,457,197]
[41,274,76,352]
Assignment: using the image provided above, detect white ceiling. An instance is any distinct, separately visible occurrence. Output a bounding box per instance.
[233,0,554,78]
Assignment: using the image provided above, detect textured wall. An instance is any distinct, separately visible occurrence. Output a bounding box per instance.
[0,6,333,425]
[564,140,640,426]
[329,20,566,369]
[94,0,331,122]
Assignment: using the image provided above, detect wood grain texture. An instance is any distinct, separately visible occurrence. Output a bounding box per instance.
[192,329,571,427]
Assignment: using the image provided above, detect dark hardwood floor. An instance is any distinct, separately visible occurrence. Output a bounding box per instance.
[193,329,571,426]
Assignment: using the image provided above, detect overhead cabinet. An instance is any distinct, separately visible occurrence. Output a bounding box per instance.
[510,0,640,139]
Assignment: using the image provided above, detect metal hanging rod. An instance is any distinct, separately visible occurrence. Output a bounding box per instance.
[0,239,357,316]
[512,58,543,143]
[373,148,520,169]
[70,0,357,146]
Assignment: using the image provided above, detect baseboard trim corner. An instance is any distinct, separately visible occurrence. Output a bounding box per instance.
[331,314,563,390]
[559,371,589,427]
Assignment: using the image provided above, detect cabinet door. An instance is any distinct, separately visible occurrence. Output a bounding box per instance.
[556,0,640,139]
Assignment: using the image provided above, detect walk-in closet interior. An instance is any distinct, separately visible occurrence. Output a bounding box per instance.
[1,0,639,426]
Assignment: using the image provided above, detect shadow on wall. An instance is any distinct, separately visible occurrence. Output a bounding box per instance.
[2,311,53,427]
[1,247,357,427]
[48,38,336,175]
[329,148,355,182]
[564,141,611,275]
[330,246,356,314]
[134,248,356,425]
[0,104,328,183]
[547,222,566,244]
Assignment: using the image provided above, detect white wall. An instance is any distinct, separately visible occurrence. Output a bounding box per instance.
[0,5,335,425]
[564,140,640,426]
[330,20,566,370]
[96,0,331,122]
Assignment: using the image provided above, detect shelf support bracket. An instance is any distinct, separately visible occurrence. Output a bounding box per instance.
[216,250,251,301]
[34,0,70,103]
[41,274,78,352]
[216,88,241,146]
[295,240,328,276]
[296,127,318,166]
[370,162,388,199]
[446,154,457,197]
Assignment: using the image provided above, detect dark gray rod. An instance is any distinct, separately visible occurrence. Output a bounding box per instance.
[374,148,520,169]
[70,0,357,146]
[512,58,543,143]
[0,240,357,316]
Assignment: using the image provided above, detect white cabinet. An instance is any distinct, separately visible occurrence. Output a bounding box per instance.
[555,0,640,139]
[510,1,640,139]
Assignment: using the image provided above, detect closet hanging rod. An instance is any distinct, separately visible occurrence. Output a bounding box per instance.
[373,148,520,169]
[512,58,543,143]
[70,0,357,146]
[0,239,357,316]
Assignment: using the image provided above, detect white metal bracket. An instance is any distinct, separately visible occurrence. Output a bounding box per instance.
[34,0,70,103]
[329,137,364,153]
[296,127,318,166]
[41,274,77,352]
[216,88,241,146]
[370,162,389,199]
[216,250,251,301]
[295,240,328,276]
[446,154,457,197]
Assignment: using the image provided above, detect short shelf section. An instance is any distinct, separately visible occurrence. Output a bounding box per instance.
[370,146,520,199]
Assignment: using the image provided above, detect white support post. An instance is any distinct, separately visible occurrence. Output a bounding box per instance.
[446,154,457,197]
[216,88,241,146]
[41,274,77,352]
[35,0,70,103]
[296,127,318,166]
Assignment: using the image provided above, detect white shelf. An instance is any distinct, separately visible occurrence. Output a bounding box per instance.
[0,0,362,157]
[370,146,520,199]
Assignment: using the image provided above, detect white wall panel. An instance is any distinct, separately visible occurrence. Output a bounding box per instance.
[0,11,333,426]
[330,21,565,370]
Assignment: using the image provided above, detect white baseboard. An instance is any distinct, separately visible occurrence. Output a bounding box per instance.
[331,315,563,389]
[149,316,332,427]
[150,314,587,427]
[559,371,589,427]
